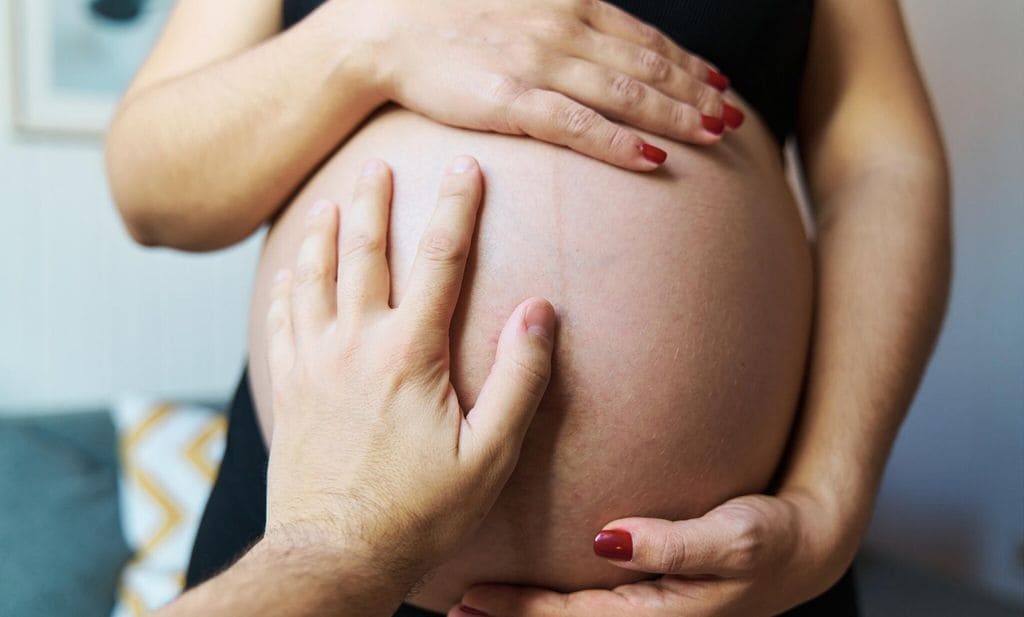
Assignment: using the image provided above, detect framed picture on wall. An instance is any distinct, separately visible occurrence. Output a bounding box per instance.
[9,0,172,136]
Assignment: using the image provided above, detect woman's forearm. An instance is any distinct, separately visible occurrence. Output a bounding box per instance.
[106,4,383,251]
[781,155,951,564]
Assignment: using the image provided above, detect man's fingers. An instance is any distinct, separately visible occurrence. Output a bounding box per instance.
[462,298,556,465]
[292,199,339,340]
[595,510,771,577]
[265,269,295,383]
[401,156,483,341]
[500,87,669,171]
[337,159,392,314]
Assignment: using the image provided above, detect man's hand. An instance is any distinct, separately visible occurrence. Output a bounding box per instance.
[265,155,556,579]
[454,489,856,617]
[158,156,557,617]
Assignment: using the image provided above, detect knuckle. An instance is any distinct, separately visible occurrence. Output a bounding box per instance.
[534,16,580,41]
[636,23,667,54]
[505,353,551,397]
[693,83,721,113]
[340,230,384,260]
[489,73,525,105]
[606,125,635,154]
[566,0,597,15]
[683,54,706,76]
[293,262,330,286]
[438,177,475,202]
[657,527,690,572]
[668,102,687,128]
[420,228,468,264]
[637,49,671,83]
[558,103,601,139]
[670,104,696,133]
[335,331,362,363]
[727,513,765,571]
[492,77,530,133]
[388,333,436,375]
[266,301,289,333]
[610,74,646,107]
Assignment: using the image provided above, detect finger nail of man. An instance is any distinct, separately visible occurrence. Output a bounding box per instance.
[449,155,476,173]
[524,301,555,341]
[593,528,633,560]
[309,199,332,217]
[360,159,383,176]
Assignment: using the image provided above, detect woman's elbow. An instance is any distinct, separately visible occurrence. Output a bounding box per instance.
[105,119,163,247]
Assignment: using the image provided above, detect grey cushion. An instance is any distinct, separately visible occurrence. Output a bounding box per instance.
[0,411,131,617]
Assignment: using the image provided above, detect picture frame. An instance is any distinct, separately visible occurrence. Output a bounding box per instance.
[9,0,172,136]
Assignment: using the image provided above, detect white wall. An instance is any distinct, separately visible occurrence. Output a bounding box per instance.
[0,0,1021,604]
[862,0,1024,604]
[0,0,262,410]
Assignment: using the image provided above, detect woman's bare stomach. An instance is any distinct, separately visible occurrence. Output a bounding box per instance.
[247,103,812,611]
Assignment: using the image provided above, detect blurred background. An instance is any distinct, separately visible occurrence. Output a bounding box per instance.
[0,0,1021,615]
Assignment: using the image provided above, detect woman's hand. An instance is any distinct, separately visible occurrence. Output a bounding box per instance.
[263,155,557,584]
[454,489,857,617]
[330,0,743,170]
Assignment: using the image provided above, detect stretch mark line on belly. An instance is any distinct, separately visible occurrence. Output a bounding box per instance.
[550,150,567,301]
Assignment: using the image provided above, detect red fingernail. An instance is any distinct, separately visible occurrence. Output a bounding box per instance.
[639,143,668,165]
[707,68,730,91]
[459,606,490,616]
[593,529,633,560]
[722,103,745,129]
[702,115,725,135]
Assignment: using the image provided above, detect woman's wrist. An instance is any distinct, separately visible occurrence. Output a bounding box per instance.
[312,0,393,108]
[778,473,873,573]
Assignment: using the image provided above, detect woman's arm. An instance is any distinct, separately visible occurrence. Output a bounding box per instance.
[782,0,951,568]
[105,0,383,250]
[452,2,953,615]
[107,0,739,252]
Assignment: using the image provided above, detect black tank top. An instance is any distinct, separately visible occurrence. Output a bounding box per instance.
[282,0,814,144]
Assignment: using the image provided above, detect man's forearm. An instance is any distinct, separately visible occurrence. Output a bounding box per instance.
[156,536,413,617]
[781,158,951,559]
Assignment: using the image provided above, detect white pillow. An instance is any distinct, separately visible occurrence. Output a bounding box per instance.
[110,396,226,616]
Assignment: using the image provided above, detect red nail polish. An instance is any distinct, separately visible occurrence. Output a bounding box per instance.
[701,115,725,135]
[593,529,633,560]
[721,103,745,129]
[639,143,668,165]
[459,606,490,616]
[706,68,730,91]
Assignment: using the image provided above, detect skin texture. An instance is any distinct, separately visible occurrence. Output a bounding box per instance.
[158,158,559,617]
[454,1,952,616]
[106,0,950,614]
[105,0,734,250]
[246,96,813,611]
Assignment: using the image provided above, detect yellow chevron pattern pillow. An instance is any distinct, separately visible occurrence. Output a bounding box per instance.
[110,397,227,617]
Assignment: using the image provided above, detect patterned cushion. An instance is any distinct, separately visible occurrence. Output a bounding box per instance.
[110,397,226,616]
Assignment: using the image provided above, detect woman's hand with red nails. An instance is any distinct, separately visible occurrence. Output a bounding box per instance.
[327,0,738,171]
[453,490,859,617]
[263,156,557,587]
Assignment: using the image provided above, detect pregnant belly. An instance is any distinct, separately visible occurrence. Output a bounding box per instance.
[247,104,812,611]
